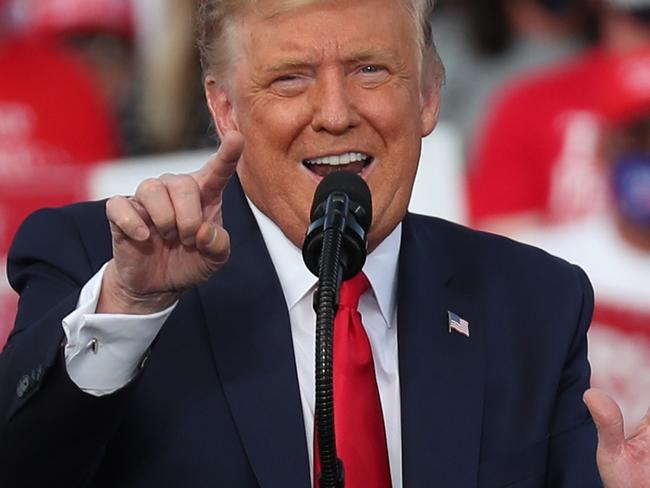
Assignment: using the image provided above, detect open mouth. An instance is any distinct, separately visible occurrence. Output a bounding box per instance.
[302,152,374,178]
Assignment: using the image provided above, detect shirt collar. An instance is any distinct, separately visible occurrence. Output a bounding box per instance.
[364,224,401,328]
[247,198,400,328]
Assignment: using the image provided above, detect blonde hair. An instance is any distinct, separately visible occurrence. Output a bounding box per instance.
[196,0,443,89]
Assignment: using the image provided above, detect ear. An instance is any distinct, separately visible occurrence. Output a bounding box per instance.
[205,75,239,139]
[420,86,440,138]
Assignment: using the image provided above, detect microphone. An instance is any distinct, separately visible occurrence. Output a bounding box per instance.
[302,171,372,488]
[302,171,372,280]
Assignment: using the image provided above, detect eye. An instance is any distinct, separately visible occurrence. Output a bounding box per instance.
[361,65,381,74]
[270,74,310,96]
[356,64,389,86]
[276,74,300,82]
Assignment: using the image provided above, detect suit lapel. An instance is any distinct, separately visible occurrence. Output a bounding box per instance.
[198,178,310,487]
[398,215,485,487]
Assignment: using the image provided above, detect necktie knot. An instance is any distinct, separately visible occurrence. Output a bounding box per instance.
[338,272,370,310]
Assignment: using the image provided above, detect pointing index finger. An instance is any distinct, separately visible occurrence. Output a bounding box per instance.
[193,131,244,202]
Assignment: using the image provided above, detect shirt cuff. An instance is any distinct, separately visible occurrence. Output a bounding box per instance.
[62,263,177,396]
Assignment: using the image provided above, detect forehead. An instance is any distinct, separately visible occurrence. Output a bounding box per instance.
[235,0,417,63]
[246,0,409,18]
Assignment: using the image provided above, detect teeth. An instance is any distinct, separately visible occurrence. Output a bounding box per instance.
[305,152,369,166]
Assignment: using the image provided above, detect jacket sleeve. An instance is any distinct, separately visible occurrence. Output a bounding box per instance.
[545,265,602,487]
[0,206,136,488]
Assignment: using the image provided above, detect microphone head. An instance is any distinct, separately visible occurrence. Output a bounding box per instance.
[310,171,372,232]
[303,171,372,279]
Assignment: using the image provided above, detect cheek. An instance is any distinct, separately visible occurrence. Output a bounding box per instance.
[371,155,418,203]
[242,95,312,151]
[364,89,422,175]
[365,101,422,219]
[361,86,423,142]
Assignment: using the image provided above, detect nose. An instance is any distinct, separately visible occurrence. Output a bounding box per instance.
[310,69,360,134]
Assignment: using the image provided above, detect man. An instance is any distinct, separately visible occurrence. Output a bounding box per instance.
[0,0,647,487]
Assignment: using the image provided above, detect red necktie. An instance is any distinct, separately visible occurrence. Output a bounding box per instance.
[314,272,392,488]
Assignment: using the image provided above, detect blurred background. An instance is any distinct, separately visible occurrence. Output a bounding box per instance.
[0,0,649,431]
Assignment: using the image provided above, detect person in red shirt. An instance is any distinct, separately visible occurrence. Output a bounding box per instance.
[0,1,120,345]
[16,0,137,153]
[467,1,650,235]
[510,53,650,434]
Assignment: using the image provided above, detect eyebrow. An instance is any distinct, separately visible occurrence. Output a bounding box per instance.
[341,47,403,65]
[261,47,404,75]
[263,59,317,74]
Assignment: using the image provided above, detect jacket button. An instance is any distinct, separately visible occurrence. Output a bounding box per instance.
[30,365,43,384]
[16,374,31,398]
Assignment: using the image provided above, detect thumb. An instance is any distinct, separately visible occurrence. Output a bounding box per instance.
[584,388,625,458]
[195,220,231,270]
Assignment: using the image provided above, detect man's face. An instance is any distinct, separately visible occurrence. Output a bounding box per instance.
[206,0,439,250]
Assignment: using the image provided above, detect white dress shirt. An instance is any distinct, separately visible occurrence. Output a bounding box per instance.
[61,200,403,487]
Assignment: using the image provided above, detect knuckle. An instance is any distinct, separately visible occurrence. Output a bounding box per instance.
[159,173,178,187]
[168,174,199,195]
[178,215,202,233]
[105,197,119,215]
[137,178,164,196]
[178,173,199,188]
[106,196,131,222]
[154,213,176,229]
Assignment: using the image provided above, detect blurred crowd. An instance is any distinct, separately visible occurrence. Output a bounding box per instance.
[446,0,650,433]
[0,0,214,339]
[0,0,214,256]
[1,0,649,428]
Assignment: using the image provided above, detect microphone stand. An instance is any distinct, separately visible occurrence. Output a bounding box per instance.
[313,194,350,488]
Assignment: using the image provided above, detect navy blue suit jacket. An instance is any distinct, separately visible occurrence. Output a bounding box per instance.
[0,178,602,487]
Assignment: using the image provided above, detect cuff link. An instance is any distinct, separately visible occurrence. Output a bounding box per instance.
[87,338,99,354]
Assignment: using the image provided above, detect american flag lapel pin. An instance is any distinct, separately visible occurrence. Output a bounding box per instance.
[448,311,470,337]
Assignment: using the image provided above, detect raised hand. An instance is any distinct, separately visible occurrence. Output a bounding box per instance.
[97,131,245,314]
[584,388,650,488]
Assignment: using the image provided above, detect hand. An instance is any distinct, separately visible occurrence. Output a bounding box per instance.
[584,388,650,488]
[97,131,245,314]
